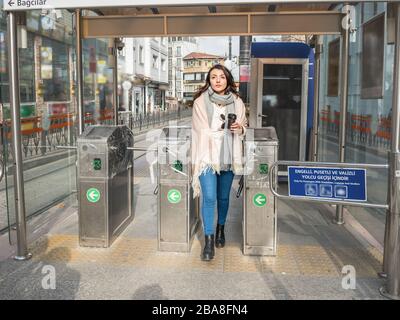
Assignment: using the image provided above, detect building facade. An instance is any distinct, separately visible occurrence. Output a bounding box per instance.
[167,37,198,105]
[121,37,168,115]
[182,52,225,104]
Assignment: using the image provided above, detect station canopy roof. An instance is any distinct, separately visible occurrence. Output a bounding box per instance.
[3,1,366,37]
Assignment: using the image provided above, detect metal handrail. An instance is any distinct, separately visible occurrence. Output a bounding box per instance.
[55,146,78,150]
[127,147,157,152]
[268,160,389,209]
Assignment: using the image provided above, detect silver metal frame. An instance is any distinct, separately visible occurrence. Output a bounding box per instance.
[268,160,389,210]
[381,2,400,301]
[312,37,322,161]
[75,9,85,135]
[255,58,309,161]
[7,12,32,261]
[112,39,119,126]
[335,16,351,225]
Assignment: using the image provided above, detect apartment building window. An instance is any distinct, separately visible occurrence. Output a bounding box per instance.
[152,55,158,69]
[139,46,144,64]
[176,58,182,66]
[176,46,181,57]
[168,47,172,56]
[161,58,166,71]
[195,73,202,81]
[184,73,195,81]
[176,81,182,88]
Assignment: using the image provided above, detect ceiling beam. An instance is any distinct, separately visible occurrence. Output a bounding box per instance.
[83,11,342,38]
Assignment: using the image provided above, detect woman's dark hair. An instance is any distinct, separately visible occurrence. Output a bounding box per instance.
[193,64,239,101]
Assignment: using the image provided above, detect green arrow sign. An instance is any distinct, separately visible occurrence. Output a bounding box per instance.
[86,188,100,203]
[167,189,181,204]
[253,193,267,207]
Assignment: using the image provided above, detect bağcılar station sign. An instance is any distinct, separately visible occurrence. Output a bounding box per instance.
[3,0,366,11]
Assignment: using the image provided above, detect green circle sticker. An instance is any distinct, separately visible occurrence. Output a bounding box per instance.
[253,193,267,207]
[86,188,101,203]
[167,189,182,204]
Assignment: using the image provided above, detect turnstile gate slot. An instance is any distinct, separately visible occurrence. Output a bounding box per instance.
[243,127,278,256]
[157,126,199,252]
[77,125,134,248]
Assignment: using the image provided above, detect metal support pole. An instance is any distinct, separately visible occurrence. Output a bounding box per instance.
[312,36,322,162]
[113,39,119,125]
[334,19,350,225]
[7,12,32,261]
[380,3,400,300]
[75,9,85,135]
[144,81,147,116]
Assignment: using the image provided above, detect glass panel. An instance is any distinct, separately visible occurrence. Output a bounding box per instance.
[361,13,384,99]
[0,6,13,237]
[0,115,11,237]
[42,38,70,102]
[22,10,77,221]
[82,38,114,127]
[327,38,340,97]
[318,2,389,242]
[261,63,302,161]
[0,9,78,237]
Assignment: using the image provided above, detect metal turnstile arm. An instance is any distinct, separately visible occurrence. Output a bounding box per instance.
[236,175,244,198]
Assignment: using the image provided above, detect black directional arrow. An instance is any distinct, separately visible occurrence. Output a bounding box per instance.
[8,1,15,6]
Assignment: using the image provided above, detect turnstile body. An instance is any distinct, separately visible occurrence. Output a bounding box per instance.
[243,127,278,256]
[157,126,199,252]
[77,125,134,247]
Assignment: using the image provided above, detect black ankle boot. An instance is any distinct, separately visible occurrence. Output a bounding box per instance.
[201,235,215,261]
[215,224,225,248]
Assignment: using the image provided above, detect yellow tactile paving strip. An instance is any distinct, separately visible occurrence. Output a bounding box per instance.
[30,234,383,277]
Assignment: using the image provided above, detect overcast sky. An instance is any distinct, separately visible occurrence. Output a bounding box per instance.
[196,36,281,58]
[195,36,281,80]
[197,36,239,58]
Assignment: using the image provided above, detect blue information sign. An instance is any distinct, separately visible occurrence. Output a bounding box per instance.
[288,166,367,201]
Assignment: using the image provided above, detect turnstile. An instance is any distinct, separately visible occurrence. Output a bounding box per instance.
[157,126,199,252]
[77,125,134,247]
[243,127,278,256]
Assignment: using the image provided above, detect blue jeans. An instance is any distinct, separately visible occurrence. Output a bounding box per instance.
[199,168,235,236]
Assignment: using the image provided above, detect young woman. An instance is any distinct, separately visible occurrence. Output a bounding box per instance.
[191,64,247,261]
